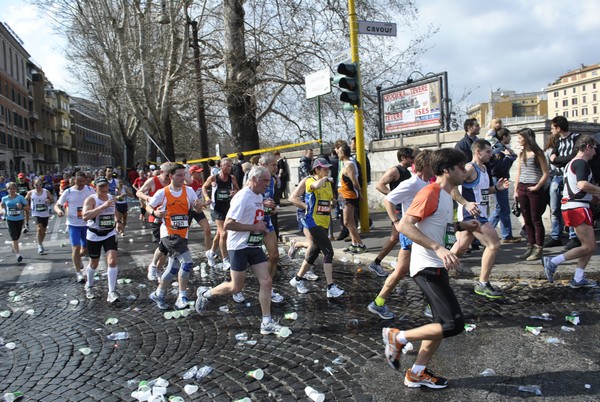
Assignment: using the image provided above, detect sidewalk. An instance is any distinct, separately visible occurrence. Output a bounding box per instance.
[275,200,600,281]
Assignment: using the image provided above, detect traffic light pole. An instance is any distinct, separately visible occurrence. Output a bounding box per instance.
[347,0,369,233]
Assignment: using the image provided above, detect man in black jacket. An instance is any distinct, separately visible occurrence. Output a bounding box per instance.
[454,118,480,161]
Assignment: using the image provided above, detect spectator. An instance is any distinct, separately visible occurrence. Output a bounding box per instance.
[298,149,313,181]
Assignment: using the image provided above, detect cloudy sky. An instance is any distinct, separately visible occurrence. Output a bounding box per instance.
[4,0,600,111]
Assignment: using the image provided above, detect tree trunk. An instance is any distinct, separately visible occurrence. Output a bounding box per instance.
[223,0,259,152]
[163,111,176,161]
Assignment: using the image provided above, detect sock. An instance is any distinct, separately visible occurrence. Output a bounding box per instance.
[156,288,166,297]
[374,258,382,265]
[573,268,585,282]
[262,315,272,325]
[375,296,386,307]
[397,330,408,345]
[107,266,118,292]
[295,275,304,282]
[411,364,426,375]
[179,289,188,298]
[551,254,566,266]
[478,281,489,287]
[86,266,95,287]
[327,283,334,290]
[148,264,156,271]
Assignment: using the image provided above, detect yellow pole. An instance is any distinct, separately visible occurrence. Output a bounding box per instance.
[348,0,369,233]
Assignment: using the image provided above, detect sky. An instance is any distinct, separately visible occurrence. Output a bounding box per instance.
[4,0,600,113]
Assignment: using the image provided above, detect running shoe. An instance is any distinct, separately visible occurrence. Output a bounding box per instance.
[85,286,95,300]
[147,265,160,281]
[260,320,283,335]
[326,283,344,298]
[195,286,210,314]
[382,327,404,370]
[350,244,368,254]
[107,291,120,304]
[175,295,189,309]
[404,368,448,389]
[569,278,598,289]
[288,239,298,259]
[232,292,246,303]
[368,262,388,277]
[37,245,44,254]
[150,291,168,310]
[474,282,504,299]
[290,277,309,294]
[271,290,284,304]
[223,257,231,270]
[368,302,394,320]
[16,255,23,263]
[205,250,217,267]
[303,270,318,281]
[76,272,85,283]
[542,256,558,283]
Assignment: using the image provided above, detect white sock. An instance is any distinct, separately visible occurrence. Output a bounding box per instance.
[411,364,426,375]
[551,254,566,266]
[573,268,585,282]
[86,265,95,287]
[107,266,118,292]
[179,289,187,298]
[397,330,408,345]
[262,315,272,325]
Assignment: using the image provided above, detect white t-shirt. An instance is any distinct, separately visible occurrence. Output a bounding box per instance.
[148,186,198,239]
[385,175,429,215]
[226,187,265,251]
[57,185,95,227]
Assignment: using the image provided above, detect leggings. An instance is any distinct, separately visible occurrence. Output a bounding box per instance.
[517,183,547,246]
[305,226,334,264]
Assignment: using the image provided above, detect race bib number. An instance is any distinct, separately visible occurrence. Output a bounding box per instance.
[480,188,489,207]
[247,232,264,247]
[316,200,331,215]
[170,214,189,229]
[444,222,457,250]
[216,189,230,201]
[76,207,83,219]
[98,214,115,229]
[35,203,48,212]
[8,207,20,217]
[17,185,28,194]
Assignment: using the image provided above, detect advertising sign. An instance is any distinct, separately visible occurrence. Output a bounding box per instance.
[305,68,332,99]
[382,77,443,135]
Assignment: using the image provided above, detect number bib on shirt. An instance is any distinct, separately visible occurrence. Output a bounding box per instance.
[98,214,115,229]
[216,189,230,201]
[316,200,331,215]
[35,203,48,212]
[17,185,28,194]
[77,207,83,219]
[444,223,457,250]
[7,207,20,217]
[170,214,189,229]
[247,232,264,247]
[480,188,489,207]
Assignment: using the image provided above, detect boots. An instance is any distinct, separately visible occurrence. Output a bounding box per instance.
[526,245,543,261]
[518,244,534,260]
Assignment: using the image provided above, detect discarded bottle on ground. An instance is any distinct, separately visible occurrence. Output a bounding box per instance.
[3,392,23,402]
[106,332,130,341]
[518,385,542,396]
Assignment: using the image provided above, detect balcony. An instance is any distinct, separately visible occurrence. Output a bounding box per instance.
[56,136,72,149]
[29,110,39,120]
[32,153,45,161]
[31,131,43,140]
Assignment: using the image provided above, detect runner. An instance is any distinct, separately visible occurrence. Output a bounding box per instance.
[202,157,239,269]
[26,178,54,254]
[195,166,283,335]
[289,158,344,298]
[148,163,205,310]
[136,162,172,281]
[543,135,600,288]
[15,172,31,233]
[0,182,29,263]
[188,164,213,251]
[54,171,96,282]
[115,179,132,235]
[82,177,124,302]
[382,148,478,389]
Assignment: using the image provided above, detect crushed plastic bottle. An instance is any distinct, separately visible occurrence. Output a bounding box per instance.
[530,314,552,321]
[106,332,130,341]
[195,365,213,380]
[79,347,92,355]
[464,324,476,332]
[235,332,248,341]
[184,384,199,396]
[323,366,337,375]
[561,325,576,332]
[545,337,564,345]
[181,365,198,380]
[3,391,23,402]
[5,342,16,350]
[518,385,542,396]
[245,340,257,346]
[565,315,580,325]
[332,356,346,365]
[0,310,11,318]
[480,368,496,376]
[525,326,542,336]
[219,305,229,313]
[105,317,119,325]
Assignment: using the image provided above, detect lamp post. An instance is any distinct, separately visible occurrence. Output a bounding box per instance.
[376,79,395,140]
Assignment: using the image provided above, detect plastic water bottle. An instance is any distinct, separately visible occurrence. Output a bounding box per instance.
[3,392,23,402]
[106,332,130,340]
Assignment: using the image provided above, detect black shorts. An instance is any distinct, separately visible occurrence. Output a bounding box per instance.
[116,203,129,214]
[87,235,118,259]
[339,196,359,209]
[152,222,161,242]
[7,220,24,240]
[36,216,49,228]
[211,210,227,221]
[228,247,267,272]
[159,235,189,256]
[189,210,207,224]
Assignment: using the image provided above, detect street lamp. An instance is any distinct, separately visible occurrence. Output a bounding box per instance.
[376,79,395,140]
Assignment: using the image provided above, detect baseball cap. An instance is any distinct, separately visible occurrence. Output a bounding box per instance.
[189,165,203,173]
[149,164,156,171]
[311,157,332,170]
[94,177,109,186]
[18,172,25,179]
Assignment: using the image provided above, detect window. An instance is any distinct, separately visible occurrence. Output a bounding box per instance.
[594,94,597,102]
[572,98,578,105]
[563,111,569,117]
[583,95,586,103]
[564,89,567,95]
[553,91,559,97]
[555,101,558,108]
[582,108,588,116]
[7,134,12,148]
[572,109,578,117]
[573,87,576,93]
[562,99,568,107]
[594,106,598,114]
[594,83,597,89]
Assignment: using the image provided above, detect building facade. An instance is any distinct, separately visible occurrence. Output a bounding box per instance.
[467,90,548,128]
[70,96,113,169]
[546,63,600,124]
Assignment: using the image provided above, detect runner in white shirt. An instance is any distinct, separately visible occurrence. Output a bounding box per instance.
[26,178,54,254]
[54,171,95,283]
[195,166,283,335]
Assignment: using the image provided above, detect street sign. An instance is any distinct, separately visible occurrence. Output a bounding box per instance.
[305,68,332,99]
[331,47,351,67]
[358,20,397,37]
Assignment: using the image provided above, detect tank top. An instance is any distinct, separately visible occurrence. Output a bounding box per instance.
[388,165,412,191]
[87,194,117,240]
[212,174,234,214]
[305,177,333,229]
[518,154,543,184]
[458,162,490,219]
[30,189,50,218]
[338,160,358,199]
[164,186,190,237]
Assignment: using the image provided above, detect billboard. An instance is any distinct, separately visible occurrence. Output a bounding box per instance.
[380,74,447,136]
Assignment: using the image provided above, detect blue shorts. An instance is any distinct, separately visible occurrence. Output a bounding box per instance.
[228,247,268,272]
[463,216,489,225]
[69,225,88,248]
[399,233,413,250]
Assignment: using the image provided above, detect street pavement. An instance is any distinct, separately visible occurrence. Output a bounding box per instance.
[0,201,599,401]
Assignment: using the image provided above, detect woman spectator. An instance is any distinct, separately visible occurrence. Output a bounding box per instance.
[514,128,549,261]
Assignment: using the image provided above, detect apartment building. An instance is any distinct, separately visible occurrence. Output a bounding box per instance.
[546,63,600,123]
[70,96,113,169]
[467,90,548,128]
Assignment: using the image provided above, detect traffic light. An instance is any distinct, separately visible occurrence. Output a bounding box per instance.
[333,62,360,110]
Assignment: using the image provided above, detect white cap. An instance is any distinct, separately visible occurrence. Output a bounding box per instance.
[149,164,156,170]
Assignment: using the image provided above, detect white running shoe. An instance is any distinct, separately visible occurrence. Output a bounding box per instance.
[326,284,345,298]
[303,270,318,281]
[232,292,246,303]
[271,290,284,303]
[290,277,309,294]
[223,257,231,270]
[147,265,160,281]
[287,239,298,258]
[205,250,217,267]
[76,272,85,283]
[107,291,120,304]
[85,286,95,299]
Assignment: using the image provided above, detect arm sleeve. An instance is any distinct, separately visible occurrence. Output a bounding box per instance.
[405,184,441,222]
